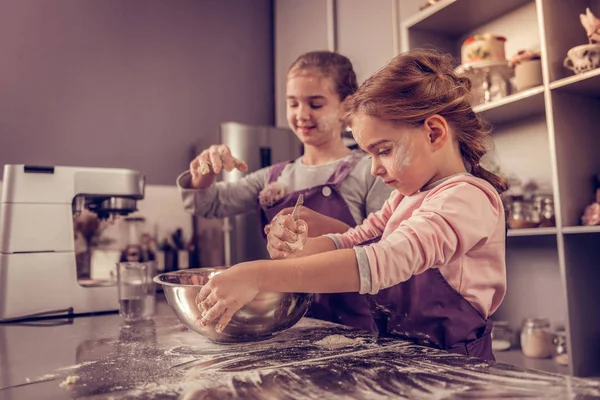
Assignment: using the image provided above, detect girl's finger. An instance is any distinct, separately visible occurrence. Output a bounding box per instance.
[215,308,238,333]
[196,284,211,305]
[198,152,212,175]
[199,301,226,326]
[267,243,288,260]
[208,147,223,174]
[233,158,248,172]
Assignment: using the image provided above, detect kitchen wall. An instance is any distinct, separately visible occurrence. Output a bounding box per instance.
[0,0,274,185]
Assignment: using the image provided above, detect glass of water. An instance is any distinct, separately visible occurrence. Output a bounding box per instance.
[117,261,157,323]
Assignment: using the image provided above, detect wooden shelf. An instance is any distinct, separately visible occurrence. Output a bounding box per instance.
[507,227,557,237]
[549,68,600,96]
[495,349,570,375]
[403,0,532,36]
[474,86,545,126]
[562,226,600,235]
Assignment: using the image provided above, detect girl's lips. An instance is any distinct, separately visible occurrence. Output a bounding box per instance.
[297,126,315,134]
[384,180,396,186]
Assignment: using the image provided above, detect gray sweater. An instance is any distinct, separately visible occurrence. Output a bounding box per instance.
[178,153,393,225]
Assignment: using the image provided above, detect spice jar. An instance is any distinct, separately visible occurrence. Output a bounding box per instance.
[521,317,554,358]
[491,320,513,351]
[553,330,569,366]
[539,197,556,227]
[508,200,538,229]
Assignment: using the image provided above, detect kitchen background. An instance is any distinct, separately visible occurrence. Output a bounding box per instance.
[1,0,599,379]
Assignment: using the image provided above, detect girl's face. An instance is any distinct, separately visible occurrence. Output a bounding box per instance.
[352,113,437,196]
[286,69,344,147]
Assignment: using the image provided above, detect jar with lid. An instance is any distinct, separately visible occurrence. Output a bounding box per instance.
[521,317,554,358]
[491,320,513,351]
[539,197,556,227]
[508,199,538,229]
[553,329,569,366]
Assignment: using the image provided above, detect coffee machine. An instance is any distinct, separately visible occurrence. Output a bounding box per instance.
[0,164,145,321]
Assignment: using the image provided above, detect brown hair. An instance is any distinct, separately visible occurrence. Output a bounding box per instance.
[344,48,508,194]
[288,51,358,101]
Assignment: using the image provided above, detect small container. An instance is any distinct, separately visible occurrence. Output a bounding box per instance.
[554,330,569,366]
[521,317,554,358]
[515,59,543,91]
[491,320,513,351]
[508,200,539,229]
[539,197,556,228]
[117,261,157,323]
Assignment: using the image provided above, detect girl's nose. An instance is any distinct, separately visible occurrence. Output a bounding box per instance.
[297,104,311,121]
[370,159,385,177]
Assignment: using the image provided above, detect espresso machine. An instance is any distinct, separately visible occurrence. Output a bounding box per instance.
[0,164,145,321]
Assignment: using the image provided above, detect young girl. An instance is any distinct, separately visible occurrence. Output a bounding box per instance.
[178,51,393,332]
[194,49,508,361]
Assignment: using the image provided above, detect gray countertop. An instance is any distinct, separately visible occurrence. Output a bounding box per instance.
[1,297,600,399]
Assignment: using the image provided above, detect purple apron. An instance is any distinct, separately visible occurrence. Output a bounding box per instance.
[260,152,378,332]
[360,235,495,361]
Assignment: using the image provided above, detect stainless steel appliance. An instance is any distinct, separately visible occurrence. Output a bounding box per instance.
[193,122,302,266]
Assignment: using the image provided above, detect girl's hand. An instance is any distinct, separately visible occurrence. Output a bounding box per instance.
[265,214,308,259]
[189,144,248,189]
[195,263,260,332]
[268,206,351,237]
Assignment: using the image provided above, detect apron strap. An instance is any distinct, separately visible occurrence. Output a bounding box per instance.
[325,151,365,186]
[267,162,290,184]
[447,318,494,359]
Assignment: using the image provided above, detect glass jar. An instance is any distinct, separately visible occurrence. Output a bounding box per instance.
[491,320,513,351]
[521,317,554,358]
[553,330,569,366]
[539,197,556,227]
[508,200,538,229]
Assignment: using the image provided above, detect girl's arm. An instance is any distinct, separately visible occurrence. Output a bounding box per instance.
[327,190,399,248]
[178,168,268,218]
[256,249,360,293]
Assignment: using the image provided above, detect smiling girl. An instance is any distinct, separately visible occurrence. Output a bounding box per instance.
[178,51,392,332]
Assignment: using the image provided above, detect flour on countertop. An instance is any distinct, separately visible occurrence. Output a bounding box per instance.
[59,375,80,389]
[57,360,97,371]
[314,334,364,349]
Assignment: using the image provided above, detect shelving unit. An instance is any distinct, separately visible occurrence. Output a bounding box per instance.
[474,86,545,126]
[507,227,557,237]
[549,68,600,94]
[402,0,600,378]
[562,225,600,234]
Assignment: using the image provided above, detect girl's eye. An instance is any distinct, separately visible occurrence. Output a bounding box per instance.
[287,102,298,108]
[377,149,391,156]
[310,104,323,109]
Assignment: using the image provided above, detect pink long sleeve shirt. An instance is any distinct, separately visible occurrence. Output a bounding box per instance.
[327,173,506,318]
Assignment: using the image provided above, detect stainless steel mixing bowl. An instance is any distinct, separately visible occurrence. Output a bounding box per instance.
[154,268,313,343]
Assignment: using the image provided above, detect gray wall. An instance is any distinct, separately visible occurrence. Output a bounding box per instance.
[0,0,274,185]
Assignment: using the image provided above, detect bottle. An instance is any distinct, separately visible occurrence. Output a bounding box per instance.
[187,233,200,269]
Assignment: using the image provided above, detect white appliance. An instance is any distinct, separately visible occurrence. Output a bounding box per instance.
[0,164,145,321]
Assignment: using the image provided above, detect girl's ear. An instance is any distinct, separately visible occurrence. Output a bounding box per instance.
[423,115,450,149]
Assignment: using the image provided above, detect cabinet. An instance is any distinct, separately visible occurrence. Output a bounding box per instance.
[274,0,331,128]
[274,0,600,378]
[274,0,397,127]
[402,0,600,378]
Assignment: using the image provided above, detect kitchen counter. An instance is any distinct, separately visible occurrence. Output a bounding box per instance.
[1,297,600,400]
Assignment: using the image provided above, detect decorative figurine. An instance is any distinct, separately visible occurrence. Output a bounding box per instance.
[579,7,600,44]
[581,174,600,226]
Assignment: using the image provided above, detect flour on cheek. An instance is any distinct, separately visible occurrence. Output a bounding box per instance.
[315,110,340,137]
[392,134,416,176]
